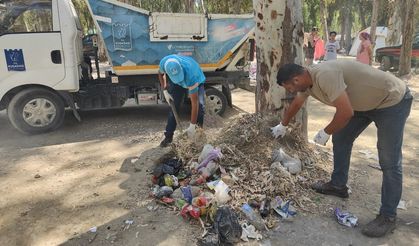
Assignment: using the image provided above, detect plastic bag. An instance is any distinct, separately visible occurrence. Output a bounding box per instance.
[335,208,358,227]
[272,148,302,174]
[214,180,231,204]
[214,206,242,244]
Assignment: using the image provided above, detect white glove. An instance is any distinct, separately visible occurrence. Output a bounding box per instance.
[313,129,330,146]
[186,123,197,138]
[271,122,287,138]
[163,90,173,103]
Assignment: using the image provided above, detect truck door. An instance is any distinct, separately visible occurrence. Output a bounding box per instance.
[0,1,65,89]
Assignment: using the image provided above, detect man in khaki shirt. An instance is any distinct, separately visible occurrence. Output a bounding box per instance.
[271,60,412,237]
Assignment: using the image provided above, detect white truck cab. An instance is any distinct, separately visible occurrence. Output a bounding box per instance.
[0,0,83,133]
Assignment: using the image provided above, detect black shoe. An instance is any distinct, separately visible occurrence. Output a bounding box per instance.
[311,181,349,198]
[159,136,173,147]
[362,214,396,237]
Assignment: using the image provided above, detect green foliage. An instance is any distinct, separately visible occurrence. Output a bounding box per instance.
[72,0,94,34]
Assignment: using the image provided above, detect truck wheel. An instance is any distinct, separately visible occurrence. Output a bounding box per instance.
[380,56,392,71]
[205,87,227,116]
[7,88,65,134]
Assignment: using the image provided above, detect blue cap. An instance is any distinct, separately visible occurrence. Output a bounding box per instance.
[164,58,184,83]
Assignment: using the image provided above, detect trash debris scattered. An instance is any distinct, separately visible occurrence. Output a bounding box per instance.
[214,180,231,204]
[130,158,139,164]
[241,223,263,242]
[124,219,134,230]
[198,231,219,246]
[272,197,297,219]
[197,148,222,170]
[272,148,302,175]
[259,198,271,218]
[334,208,358,227]
[145,114,334,240]
[406,222,415,226]
[241,203,266,231]
[89,227,97,233]
[152,186,173,198]
[198,144,215,163]
[397,200,410,210]
[214,206,242,244]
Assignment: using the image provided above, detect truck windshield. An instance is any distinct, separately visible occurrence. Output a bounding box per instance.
[0,0,52,36]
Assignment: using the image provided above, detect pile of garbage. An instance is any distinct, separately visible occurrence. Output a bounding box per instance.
[149,113,333,244]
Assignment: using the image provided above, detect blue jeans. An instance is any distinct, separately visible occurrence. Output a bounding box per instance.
[164,82,205,138]
[331,88,413,217]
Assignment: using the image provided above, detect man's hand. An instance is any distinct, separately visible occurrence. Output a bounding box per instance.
[271,122,287,138]
[163,90,173,103]
[186,123,197,139]
[313,129,330,146]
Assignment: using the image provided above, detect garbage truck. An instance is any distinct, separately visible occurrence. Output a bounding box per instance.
[0,0,255,134]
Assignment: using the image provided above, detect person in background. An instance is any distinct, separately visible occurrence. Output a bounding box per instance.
[356,32,372,65]
[313,33,325,63]
[158,55,206,147]
[324,31,340,61]
[304,27,318,65]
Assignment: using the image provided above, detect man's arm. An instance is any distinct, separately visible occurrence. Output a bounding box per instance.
[282,93,309,126]
[158,72,167,89]
[324,91,354,134]
[189,91,199,124]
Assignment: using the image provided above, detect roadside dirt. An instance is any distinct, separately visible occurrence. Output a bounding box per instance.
[0,78,418,245]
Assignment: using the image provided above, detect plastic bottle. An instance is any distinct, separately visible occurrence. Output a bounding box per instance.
[259,198,271,218]
[241,203,266,231]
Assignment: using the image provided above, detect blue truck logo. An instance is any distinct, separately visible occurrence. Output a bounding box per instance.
[4,49,26,71]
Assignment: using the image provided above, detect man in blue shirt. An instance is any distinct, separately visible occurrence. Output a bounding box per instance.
[158,55,206,147]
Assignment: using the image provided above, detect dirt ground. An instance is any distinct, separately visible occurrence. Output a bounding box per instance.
[1,76,418,246]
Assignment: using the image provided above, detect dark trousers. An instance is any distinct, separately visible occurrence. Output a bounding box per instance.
[331,88,413,217]
[164,83,205,138]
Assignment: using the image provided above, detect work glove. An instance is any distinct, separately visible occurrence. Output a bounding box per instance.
[186,123,197,139]
[271,122,287,138]
[163,90,173,103]
[313,129,330,146]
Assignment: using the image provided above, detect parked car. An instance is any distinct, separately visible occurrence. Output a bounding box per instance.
[375,37,419,71]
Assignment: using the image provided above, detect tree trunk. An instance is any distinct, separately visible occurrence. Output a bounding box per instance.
[339,5,345,51]
[185,0,194,13]
[399,0,417,76]
[357,0,367,29]
[319,0,328,41]
[253,0,307,138]
[230,0,241,14]
[386,0,403,46]
[369,0,379,61]
[344,1,353,54]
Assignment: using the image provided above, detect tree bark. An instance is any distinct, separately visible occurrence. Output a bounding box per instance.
[230,0,241,14]
[319,0,328,41]
[386,0,403,46]
[339,5,345,51]
[357,0,367,29]
[343,1,353,54]
[253,0,307,138]
[185,0,194,13]
[369,0,379,59]
[399,0,417,76]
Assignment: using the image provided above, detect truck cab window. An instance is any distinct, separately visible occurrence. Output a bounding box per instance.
[0,1,52,35]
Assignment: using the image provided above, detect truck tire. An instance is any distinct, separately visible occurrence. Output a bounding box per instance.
[380,56,392,71]
[205,87,227,116]
[7,88,65,134]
